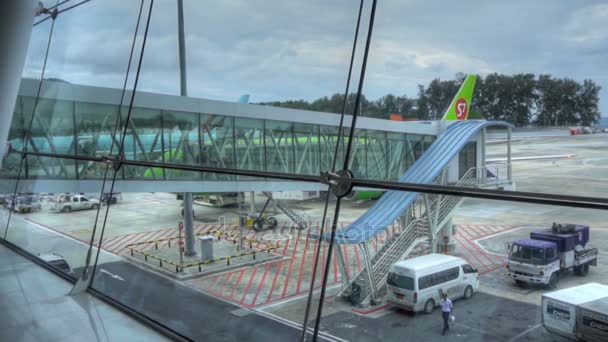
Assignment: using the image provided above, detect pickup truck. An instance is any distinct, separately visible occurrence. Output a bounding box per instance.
[506,223,598,287]
[50,194,100,213]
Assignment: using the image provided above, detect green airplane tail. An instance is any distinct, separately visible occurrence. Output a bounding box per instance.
[442,74,477,121]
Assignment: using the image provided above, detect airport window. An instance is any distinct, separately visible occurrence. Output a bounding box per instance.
[3,1,608,341]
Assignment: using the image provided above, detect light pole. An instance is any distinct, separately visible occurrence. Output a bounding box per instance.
[177,0,196,257]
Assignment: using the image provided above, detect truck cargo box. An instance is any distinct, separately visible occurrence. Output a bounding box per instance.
[531,225,589,252]
[577,297,608,342]
[542,283,608,340]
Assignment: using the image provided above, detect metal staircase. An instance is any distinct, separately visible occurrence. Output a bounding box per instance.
[262,192,307,229]
[342,167,481,306]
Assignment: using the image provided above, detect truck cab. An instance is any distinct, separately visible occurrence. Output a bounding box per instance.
[507,239,560,286]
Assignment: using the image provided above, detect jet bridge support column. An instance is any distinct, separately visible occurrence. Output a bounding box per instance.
[0,0,36,168]
[436,219,455,254]
[507,127,512,182]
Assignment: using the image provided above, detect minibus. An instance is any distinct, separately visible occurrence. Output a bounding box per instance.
[386,253,479,313]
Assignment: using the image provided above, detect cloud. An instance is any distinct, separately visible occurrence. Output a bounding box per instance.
[24,0,608,115]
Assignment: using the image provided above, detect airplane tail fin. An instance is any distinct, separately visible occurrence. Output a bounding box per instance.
[441,74,477,121]
[238,94,250,104]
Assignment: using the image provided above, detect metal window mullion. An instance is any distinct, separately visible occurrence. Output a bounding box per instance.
[160,111,166,180]
[72,100,78,179]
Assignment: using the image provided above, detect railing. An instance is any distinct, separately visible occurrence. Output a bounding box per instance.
[125,229,279,273]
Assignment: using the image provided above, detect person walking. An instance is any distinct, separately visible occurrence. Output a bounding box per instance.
[439,292,453,335]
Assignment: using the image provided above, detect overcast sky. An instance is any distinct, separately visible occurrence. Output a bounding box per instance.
[27,0,608,116]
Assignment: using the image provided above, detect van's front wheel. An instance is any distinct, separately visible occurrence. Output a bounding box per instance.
[464,286,473,299]
[423,299,435,314]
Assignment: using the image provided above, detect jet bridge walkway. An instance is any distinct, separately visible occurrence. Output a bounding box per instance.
[319,120,512,305]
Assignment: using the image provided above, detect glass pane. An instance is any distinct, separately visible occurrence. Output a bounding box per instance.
[235,117,264,175]
[74,102,121,179]
[91,166,338,340]
[201,114,235,181]
[3,157,112,279]
[294,123,320,176]
[265,120,294,174]
[323,181,607,340]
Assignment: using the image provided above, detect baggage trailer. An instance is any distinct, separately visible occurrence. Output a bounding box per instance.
[542,283,608,341]
[506,223,598,287]
[576,297,608,342]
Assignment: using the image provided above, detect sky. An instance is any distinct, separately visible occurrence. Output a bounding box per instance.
[25,0,608,116]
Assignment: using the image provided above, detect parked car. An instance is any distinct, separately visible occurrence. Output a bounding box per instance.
[2,194,15,209]
[50,194,100,213]
[100,192,122,205]
[12,194,42,213]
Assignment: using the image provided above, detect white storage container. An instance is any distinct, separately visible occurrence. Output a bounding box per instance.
[542,282,608,340]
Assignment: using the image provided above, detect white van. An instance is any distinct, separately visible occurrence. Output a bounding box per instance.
[386,253,479,314]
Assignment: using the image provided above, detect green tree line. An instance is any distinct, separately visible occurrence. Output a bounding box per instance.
[260,73,601,127]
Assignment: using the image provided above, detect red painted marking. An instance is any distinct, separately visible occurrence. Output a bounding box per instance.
[251,263,271,306]
[281,238,291,255]
[219,272,234,295]
[354,244,362,272]
[196,224,209,235]
[102,230,147,250]
[296,231,310,293]
[240,267,258,304]
[467,237,503,268]
[309,237,320,287]
[209,273,225,291]
[321,240,328,278]
[352,304,389,315]
[475,224,493,237]
[264,260,284,304]
[459,226,479,241]
[261,278,343,307]
[281,230,301,297]
[453,235,492,273]
[229,269,247,299]
[106,229,163,252]
[342,245,351,279]
[156,228,180,249]
[333,247,339,282]
[483,225,501,233]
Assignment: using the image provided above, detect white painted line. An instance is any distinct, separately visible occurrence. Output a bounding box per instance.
[261,311,349,342]
[473,226,544,258]
[487,154,575,162]
[257,284,342,310]
[505,323,542,342]
[25,218,91,247]
[453,322,488,335]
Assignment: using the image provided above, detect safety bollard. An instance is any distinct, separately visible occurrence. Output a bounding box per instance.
[253,252,256,260]
[145,255,148,261]
[155,241,158,250]
[130,249,133,256]
[168,240,171,247]
[227,257,230,266]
